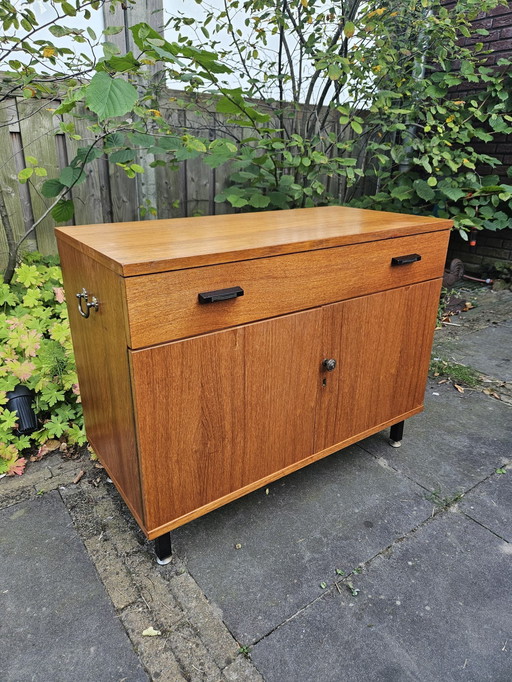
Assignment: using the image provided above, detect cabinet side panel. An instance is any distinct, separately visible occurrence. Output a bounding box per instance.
[57,240,144,526]
[316,278,442,449]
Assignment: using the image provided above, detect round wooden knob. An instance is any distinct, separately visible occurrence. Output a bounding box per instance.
[322,358,337,372]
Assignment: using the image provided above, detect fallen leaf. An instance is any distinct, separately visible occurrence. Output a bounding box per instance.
[142,627,161,637]
[53,287,65,303]
[492,392,501,400]
[32,439,61,461]
[453,384,464,393]
[438,379,448,385]
[7,458,27,476]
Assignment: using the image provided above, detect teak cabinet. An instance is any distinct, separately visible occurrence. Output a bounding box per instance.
[56,206,451,561]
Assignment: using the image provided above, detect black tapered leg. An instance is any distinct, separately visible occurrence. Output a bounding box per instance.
[154,532,172,565]
[389,420,404,448]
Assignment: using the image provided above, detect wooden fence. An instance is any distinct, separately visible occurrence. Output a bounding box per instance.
[0,90,349,272]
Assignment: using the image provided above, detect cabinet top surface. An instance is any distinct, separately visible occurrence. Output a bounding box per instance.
[55,206,452,277]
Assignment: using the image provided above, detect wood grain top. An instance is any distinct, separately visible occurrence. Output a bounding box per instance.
[55,206,452,277]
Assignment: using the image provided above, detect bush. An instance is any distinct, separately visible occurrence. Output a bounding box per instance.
[0,253,85,475]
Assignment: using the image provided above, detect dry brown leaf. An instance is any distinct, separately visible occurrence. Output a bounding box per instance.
[438,379,448,385]
[454,383,465,393]
[32,439,61,461]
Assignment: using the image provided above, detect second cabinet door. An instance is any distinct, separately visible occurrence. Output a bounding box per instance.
[315,279,441,451]
[130,307,323,531]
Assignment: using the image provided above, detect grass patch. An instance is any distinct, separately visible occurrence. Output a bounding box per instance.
[425,489,464,509]
[429,358,481,388]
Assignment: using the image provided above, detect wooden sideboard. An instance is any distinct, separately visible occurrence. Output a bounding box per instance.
[56,206,451,563]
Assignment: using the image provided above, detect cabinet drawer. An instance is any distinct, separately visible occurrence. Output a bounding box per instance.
[124,229,449,348]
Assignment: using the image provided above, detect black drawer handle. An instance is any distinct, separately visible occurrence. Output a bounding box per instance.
[391,253,422,266]
[198,286,244,304]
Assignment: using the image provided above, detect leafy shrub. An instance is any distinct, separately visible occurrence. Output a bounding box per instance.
[0,253,85,475]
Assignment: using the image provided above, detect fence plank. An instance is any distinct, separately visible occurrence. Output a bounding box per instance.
[64,108,107,226]
[184,109,215,217]
[0,100,25,270]
[18,99,60,254]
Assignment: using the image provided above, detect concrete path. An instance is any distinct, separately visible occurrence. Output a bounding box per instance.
[0,491,148,682]
[0,286,511,681]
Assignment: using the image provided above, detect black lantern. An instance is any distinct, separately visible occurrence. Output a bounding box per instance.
[6,385,38,435]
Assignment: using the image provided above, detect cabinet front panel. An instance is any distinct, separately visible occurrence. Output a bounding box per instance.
[315,279,442,451]
[124,230,449,348]
[130,308,322,532]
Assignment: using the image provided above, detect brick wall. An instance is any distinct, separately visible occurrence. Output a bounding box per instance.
[446,2,512,272]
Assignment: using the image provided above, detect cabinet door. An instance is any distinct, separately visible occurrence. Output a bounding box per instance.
[130,307,323,532]
[315,279,442,451]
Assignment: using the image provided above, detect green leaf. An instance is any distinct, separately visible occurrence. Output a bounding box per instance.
[413,179,435,202]
[61,2,76,16]
[248,193,270,208]
[51,200,75,223]
[41,179,65,198]
[350,121,363,135]
[109,148,136,163]
[226,193,248,208]
[49,25,72,37]
[390,185,413,201]
[85,72,138,121]
[73,147,103,164]
[344,21,355,38]
[104,132,125,149]
[25,155,38,165]
[328,63,343,81]
[59,166,85,187]
[100,51,141,73]
[18,167,33,182]
[103,26,124,36]
[440,187,466,202]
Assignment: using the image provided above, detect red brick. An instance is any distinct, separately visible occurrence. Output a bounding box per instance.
[479,237,504,248]
[487,6,512,18]
[492,14,512,28]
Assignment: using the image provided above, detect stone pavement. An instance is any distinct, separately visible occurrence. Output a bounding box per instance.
[0,286,511,682]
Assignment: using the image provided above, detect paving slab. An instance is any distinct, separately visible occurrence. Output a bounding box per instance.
[0,491,148,682]
[460,468,512,543]
[434,323,512,381]
[251,512,512,682]
[173,446,433,644]
[359,382,512,498]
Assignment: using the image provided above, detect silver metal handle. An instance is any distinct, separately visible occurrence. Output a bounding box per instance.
[76,288,99,318]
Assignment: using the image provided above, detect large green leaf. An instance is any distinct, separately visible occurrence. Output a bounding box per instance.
[85,73,138,121]
[440,187,467,201]
[41,179,65,198]
[52,200,75,223]
[413,179,435,202]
